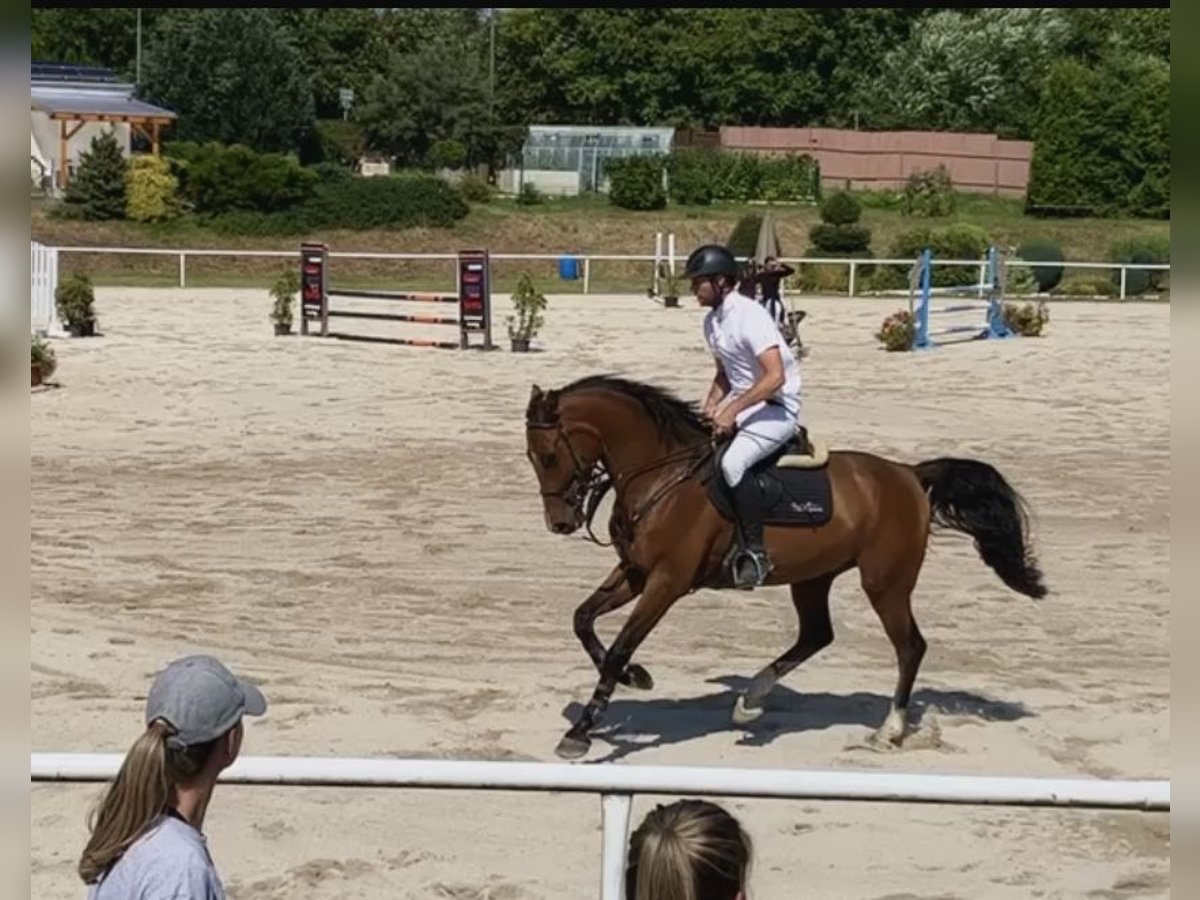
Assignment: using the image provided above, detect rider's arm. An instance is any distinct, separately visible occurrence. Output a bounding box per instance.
[721,347,785,419]
[703,359,730,416]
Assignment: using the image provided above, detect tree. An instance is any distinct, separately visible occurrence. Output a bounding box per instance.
[1026,50,1169,217]
[62,129,128,220]
[855,8,1072,138]
[356,36,491,168]
[138,9,315,154]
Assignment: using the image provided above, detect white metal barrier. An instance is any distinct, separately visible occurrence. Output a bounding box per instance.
[31,240,59,334]
[31,753,1169,900]
[45,244,1170,300]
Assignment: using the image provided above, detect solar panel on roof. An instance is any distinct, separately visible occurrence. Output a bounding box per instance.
[31,61,120,84]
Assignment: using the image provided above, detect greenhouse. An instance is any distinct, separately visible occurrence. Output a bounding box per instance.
[509,124,675,196]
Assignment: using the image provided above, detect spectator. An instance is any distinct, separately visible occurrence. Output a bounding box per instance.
[625,798,753,900]
[78,654,267,898]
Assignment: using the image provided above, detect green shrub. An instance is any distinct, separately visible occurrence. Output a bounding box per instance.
[125,155,181,222]
[820,190,861,226]
[427,139,468,170]
[666,147,717,206]
[1107,235,1169,294]
[606,155,667,210]
[1051,274,1117,297]
[309,119,365,167]
[903,165,956,218]
[183,143,317,213]
[1016,239,1064,292]
[864,266,911,293]
[808,224,871,253]
[517,181,543,205]
[62,129,128,220]
[302,174,468,229]
[459,173,493,203]
[665,149,818,204]
[891,225,992,288]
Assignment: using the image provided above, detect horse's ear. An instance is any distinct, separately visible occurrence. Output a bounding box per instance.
[530,384,543,401]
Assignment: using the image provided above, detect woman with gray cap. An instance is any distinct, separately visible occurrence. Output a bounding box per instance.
[78,654,267,898]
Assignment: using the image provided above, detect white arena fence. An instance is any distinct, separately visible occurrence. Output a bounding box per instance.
[45,244,1169,301]
[31,240,59,334]
[31,753,1169,900]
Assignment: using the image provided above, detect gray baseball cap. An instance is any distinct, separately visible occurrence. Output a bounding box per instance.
[145,654,267,750]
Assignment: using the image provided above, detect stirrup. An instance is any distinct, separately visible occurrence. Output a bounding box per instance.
[731,549,772,589]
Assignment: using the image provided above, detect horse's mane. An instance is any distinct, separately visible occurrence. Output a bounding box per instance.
[551,373,708,444]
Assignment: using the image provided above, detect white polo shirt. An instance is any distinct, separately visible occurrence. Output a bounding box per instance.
[703,289,803,425]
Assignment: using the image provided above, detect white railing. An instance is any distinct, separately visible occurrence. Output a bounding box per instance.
[31,240,59,334]
[31,753,1169,900]
[46,244,1170,300]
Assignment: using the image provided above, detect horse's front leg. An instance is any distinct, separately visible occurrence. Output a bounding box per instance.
[573,564,653,690]
[557,568,689,760]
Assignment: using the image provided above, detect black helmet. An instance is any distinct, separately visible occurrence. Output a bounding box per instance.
[681,244,739,281]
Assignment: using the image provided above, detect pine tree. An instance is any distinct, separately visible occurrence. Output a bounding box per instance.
[64,129,129,220]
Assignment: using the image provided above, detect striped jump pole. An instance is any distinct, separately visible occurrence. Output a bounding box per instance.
[912,246,1012,351]
[298,243,493,350]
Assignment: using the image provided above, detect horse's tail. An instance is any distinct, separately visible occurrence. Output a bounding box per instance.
[913,457,1048,599]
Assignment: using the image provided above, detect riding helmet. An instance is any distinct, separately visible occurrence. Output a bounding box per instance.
[681,244,739,281]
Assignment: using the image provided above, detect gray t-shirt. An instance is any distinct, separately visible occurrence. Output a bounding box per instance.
[86,813,225,900]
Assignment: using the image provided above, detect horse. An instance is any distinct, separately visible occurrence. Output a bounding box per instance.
[523,374,1047,760]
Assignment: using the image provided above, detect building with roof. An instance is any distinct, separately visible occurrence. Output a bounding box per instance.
[31,61,177,193]
[499,124,675,197]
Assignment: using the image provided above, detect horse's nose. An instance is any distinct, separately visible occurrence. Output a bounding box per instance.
[552,522,573,535]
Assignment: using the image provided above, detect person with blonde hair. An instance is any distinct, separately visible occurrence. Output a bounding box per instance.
[625,798,753,900]
[78,654,267,898]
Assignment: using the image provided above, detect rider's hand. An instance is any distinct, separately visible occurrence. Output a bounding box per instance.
[711,404,738,437]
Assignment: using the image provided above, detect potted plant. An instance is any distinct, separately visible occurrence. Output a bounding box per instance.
[54,273,97,337]
[31,333,56,387]
[507,272,547,352]
[874,309,915,352]
[270,268,299,336]
[661,268,681,308]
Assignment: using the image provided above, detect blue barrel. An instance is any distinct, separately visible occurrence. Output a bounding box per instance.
[558,254,579,280]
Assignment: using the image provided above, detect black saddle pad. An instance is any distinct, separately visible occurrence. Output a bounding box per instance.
[706,440,833,527]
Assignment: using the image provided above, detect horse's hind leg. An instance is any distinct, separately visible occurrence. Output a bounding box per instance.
[861,558,927,746]
[732,572,836,725]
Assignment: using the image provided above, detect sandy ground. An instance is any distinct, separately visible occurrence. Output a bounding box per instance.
[32,287,1169,899]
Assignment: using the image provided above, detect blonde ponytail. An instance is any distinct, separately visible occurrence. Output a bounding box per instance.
[626,799,752,900]
[78,720,215,884]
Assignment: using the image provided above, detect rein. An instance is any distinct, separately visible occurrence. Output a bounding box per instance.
[527,417,713,549]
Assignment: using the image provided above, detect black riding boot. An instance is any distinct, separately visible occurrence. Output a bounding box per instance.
[727,474,772,589]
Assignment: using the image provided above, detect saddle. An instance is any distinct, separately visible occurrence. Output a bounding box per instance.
[705,425,833,527]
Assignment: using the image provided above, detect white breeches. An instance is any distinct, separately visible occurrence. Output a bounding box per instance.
[720,403,797,487]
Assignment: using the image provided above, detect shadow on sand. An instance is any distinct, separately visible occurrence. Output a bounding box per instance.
[561,674,1032,763]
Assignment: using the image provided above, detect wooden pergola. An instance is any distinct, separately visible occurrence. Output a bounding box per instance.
[49,111,174,189]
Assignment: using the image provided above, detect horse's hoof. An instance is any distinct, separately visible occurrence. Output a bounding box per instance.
[731,694,764,726]
[555,734,591,760]
[621,664,654,691]
[866,729,902,751]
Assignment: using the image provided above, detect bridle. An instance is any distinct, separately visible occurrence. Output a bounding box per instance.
[526,416,714,548]
[526,419,611,543]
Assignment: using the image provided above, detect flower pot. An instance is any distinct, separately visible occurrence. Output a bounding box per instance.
[31,362,42,387]
[67,321,95,338]
[274,322,293,336]
[663,295,679,308]
[511,337,530,352]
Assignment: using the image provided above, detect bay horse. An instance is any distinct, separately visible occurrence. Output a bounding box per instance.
[524,374,1047,760]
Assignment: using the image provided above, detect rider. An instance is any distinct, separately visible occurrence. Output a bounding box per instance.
[682,243,805,588]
